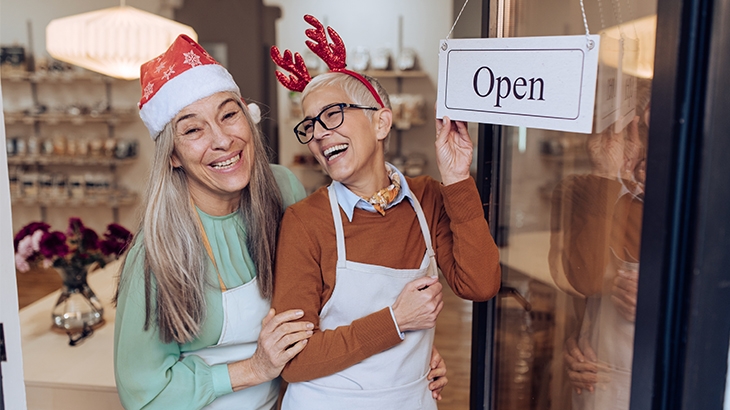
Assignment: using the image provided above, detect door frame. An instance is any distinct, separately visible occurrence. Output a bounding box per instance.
[471,0,730,406]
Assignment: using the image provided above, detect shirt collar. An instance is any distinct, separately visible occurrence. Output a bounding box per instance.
[332,163,413,222]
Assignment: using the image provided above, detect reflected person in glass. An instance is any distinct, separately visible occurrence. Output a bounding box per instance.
[549,79,651,410]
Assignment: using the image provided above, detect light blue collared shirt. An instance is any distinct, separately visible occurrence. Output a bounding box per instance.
[331,163,414,222]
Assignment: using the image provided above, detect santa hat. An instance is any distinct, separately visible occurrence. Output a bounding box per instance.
[138,34,261,140]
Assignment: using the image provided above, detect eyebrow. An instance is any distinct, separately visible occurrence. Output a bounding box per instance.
[175,98,239,126]
[305,102,341,120]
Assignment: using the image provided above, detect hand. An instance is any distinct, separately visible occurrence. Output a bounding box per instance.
[611,269,639,322]
[249,309,313,383]
[435,115,473,185]
[392,276,444,332]
[428,346,448,400]
[587,127,624,179]
[564,336,598,394]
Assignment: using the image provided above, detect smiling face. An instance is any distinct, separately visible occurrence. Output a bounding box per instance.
[171,92,254,215]
[302,85,392,197]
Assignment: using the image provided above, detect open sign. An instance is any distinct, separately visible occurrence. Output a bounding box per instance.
[437,35,600,134]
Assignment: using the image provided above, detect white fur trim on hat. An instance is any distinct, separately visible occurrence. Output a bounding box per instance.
[140,64,241,139]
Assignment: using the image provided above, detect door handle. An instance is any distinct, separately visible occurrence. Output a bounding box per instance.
[499,286,532,311]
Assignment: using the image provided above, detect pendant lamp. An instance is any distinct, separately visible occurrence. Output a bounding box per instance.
[46,3,197,80]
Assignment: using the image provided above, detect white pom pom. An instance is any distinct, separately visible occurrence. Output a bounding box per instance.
[247,103,261,124]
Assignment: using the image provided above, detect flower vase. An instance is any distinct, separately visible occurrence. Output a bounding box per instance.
[51,265,104,331]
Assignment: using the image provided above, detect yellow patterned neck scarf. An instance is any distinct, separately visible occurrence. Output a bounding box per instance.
[363,166,401,216]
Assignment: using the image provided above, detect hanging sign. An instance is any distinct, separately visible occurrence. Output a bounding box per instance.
[437,35,600,134]
[595,35,638,133]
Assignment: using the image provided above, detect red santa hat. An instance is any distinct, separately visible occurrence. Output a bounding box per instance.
[138,34,261,139]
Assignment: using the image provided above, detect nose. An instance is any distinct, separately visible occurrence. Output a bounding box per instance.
[210,123,234,150]
[311,119,331,141]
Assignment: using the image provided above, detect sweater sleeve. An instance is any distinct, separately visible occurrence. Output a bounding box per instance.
[272,208,403,383]
[114,241,232,410]
[436,177,501,301]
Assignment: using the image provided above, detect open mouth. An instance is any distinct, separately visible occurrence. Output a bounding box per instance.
[323,144,349,161]
[210,153,241,170]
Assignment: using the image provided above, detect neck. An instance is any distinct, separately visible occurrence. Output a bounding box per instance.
[189,189,239,216]
[344,162,391,198]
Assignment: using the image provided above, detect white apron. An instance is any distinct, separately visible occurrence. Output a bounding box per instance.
[282,184,439,410]
[182,214,278,410]
[572,248,638,410]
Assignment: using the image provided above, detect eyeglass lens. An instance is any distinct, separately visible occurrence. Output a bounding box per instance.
[295,104,345,143]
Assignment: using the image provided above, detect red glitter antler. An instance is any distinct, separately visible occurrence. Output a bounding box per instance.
[270,15,385,108]
[303,14,347,71]
[270,47,311,92]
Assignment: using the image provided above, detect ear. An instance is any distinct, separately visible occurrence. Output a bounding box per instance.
[170,152,182,169]
[373,108,393,142]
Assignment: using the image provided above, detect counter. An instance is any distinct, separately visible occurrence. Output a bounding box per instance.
[19,260,123,410]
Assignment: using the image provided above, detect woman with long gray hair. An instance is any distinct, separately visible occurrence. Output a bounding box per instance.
[113,35,312,410]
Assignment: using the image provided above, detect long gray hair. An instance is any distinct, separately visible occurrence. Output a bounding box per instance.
[119,96,282,344]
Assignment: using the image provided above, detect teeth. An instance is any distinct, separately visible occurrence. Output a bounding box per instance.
[323,144,348,160]
[211,154,240,169]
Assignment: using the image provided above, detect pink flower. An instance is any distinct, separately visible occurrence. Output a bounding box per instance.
[15,253,30,272]
[31,229,44,252]
[17,235,34,259]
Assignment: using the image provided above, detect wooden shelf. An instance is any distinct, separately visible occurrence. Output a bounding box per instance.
[3,111,138,125]
[7,156,136,167]
[1,70,114,83]
[11,192,138,207]
[362,69,429,79]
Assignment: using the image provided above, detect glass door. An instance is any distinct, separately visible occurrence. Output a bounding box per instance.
[477,0,658,407]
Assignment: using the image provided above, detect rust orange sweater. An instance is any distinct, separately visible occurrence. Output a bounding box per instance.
[272,176,501,382]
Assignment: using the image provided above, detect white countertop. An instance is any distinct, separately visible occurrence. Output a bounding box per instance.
[19,260,123,409]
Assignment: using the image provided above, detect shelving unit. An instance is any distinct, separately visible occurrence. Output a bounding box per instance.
[2,67,138,223]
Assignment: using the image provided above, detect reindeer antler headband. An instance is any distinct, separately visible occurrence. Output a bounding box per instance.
[270,14,385,108]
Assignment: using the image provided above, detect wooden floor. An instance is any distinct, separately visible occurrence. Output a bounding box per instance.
[17,271,475,409]
[434,276,474,410]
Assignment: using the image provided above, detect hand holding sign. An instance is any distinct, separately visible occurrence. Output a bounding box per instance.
[435,115,473,185]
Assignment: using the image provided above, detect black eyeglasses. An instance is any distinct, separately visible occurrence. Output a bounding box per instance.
[293,103,379,144]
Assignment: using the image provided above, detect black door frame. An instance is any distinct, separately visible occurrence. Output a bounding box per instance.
[471,0,730,406]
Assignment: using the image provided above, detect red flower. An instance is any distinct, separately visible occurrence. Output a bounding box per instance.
[39,231,69,259]
[81,228,100,251]
[100,223,133,256]
[66,217,85,237]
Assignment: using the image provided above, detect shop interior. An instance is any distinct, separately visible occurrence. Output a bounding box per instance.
[1,0,657,409]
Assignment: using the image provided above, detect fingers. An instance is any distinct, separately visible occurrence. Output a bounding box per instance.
[430,346,444,370]
[429,376,448,400]
[409,275,440,291]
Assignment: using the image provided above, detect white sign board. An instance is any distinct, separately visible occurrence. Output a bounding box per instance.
[595,35,638,133]
[437,35,600,134]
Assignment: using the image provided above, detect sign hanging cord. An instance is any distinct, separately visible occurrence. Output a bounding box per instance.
[446,0,470,40]
[579,0,596,49]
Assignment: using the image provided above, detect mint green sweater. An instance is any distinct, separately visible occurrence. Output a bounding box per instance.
[114,165,305,410]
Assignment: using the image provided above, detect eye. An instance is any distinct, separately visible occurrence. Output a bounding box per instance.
[302,121,314,133]
[183,127,201,136]
[222,110,239,121]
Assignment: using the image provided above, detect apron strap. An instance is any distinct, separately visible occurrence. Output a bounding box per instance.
[327,184,348,268]
[409,194,436,258]
[191,199,228,292]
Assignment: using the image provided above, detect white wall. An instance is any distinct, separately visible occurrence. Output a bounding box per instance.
[264,0,454,183]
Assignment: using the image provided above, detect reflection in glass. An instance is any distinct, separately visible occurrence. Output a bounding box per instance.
[491,11,655,410]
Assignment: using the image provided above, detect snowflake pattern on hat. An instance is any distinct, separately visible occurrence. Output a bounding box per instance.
[138,35,219,110]
[137,34,251,139]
